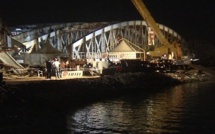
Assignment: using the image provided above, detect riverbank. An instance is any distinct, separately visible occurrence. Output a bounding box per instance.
[0,72,180,106]
[0,69,213,107]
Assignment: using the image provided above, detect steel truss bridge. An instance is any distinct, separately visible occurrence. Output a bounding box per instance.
[11,20,184,60]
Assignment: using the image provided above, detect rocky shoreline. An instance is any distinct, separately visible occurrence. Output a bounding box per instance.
[0,70,213,107]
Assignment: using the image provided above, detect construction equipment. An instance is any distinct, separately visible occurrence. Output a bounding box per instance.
[131,0,182,59]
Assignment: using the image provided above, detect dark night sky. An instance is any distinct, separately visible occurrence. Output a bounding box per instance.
[1,0,215,43]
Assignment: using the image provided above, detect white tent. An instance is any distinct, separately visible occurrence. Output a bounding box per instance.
[110,40,136,52]
[107,39,145,61]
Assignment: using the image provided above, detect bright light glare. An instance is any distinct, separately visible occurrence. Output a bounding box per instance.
[15,28,21,31]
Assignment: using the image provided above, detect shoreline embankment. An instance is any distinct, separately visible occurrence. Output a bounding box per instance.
[0,73,181,105]
[0,71,213,107]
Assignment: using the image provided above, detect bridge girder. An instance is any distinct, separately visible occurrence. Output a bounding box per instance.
[11,20,183,60]
[71,20,182,60]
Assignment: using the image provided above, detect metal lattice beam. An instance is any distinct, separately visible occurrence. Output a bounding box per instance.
[11,20,183,60]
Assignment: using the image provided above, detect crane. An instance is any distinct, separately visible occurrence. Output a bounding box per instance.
[131,0,182,60]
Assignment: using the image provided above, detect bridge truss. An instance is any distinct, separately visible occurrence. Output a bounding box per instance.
[11,20,184,60]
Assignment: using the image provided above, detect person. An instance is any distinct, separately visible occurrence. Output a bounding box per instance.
[52,58,61,79]
[46,59,52,80]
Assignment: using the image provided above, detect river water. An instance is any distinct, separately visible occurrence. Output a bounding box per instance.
[67,81,215,134]
[1,81,215,134]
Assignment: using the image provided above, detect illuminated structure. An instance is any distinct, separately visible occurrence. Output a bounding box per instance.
[131,0,183,59]
[10,20,185,63]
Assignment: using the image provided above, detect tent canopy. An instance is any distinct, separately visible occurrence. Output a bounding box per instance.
[108,39,145,60]
[110,40,136,52]
[25,42,62,66]
[32,42,62,54]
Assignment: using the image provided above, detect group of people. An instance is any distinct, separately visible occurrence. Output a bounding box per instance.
[45,58,61,80]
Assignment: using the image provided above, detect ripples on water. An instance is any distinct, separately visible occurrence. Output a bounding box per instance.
[1,81,215,134]
[67,81,215,134]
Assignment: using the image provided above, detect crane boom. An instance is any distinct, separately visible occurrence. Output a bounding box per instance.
[131,0,171,47]
[131,0,182,59]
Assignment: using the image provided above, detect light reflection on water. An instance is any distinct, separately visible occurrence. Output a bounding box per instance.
[67,81,215,134]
